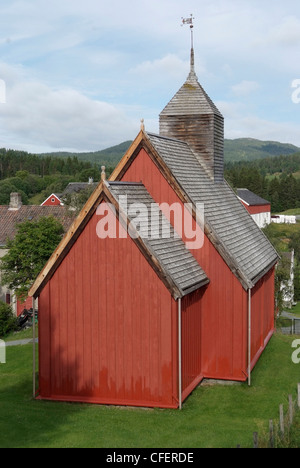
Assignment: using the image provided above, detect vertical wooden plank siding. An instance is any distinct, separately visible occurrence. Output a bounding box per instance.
[38,205,178,408]
[250,267,275,370]
[181,289,205,401]
[122,148,250,382]
[38,282,51,397]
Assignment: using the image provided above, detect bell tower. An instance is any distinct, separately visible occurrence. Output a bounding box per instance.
[159,16,224,183]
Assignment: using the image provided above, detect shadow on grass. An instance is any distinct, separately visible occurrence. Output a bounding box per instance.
[0,344,89,448]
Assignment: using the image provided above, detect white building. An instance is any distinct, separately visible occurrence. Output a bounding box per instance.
[271,215,296,225]
[237,189,271,229]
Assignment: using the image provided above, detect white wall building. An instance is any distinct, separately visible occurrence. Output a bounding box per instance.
[237,189,271,229]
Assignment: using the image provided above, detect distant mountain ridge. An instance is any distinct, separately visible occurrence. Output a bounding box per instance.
[39,137,300,167]
[224,138,300,162]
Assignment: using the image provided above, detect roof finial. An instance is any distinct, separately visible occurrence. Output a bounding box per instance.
[181,14,198,82]
[140,118,145,131]
[101,166,106,181]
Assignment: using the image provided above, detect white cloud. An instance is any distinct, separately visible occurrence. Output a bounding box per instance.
[0,64,138,152]
[224,113,300,147]
[1,0,300,151]
[131,55,188,79]
[262,15,300,47]
[231,81,260,97]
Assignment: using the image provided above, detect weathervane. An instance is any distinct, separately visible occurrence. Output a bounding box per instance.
[181,14,195,49]
[181,14,197,80]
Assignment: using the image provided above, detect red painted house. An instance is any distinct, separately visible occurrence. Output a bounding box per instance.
[29,47,279,409]
[41,193,62,206]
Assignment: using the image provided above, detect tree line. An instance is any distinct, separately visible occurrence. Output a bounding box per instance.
[0,148,93,179]
[0,148,114,205]
[225,154,300,213]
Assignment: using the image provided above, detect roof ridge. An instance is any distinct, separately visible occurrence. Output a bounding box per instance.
[146,131,190,146]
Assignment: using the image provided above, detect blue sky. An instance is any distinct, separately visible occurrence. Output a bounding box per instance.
[0,0,300,153]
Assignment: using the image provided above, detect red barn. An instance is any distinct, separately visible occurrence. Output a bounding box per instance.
[29,47,279,409]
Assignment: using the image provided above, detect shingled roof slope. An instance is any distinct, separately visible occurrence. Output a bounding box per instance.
[146,132,279,287]
[108,181,209,298]
[237,189,271,207]
[0,205,74,247]
[160,53,222,118]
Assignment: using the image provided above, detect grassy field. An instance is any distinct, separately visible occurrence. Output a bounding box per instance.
[0,332,299,448]
[280,208,300,216]
[291,303,300,316]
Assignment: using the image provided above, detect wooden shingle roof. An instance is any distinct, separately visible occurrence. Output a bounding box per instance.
[109,182,209,298]
[146,132,279,288]
[160,69,223,117]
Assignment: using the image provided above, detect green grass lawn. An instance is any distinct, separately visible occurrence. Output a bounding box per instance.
[291,303,300,316]
[279,208,300,216]
[0,333,299,448]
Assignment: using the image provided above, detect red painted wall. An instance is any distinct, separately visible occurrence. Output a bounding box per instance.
[121,148,274,384]
[38,204,179,408]
[250,267,275,370]
[37,145,276,408]
[17,296,33,316]
[240,200,271,215]
[181,289,205,401]
[42,195,61,206]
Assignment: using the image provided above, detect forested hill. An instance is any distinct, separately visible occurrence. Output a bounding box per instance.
[39,141,133,167]
[1,138,299,171]
[224,138,300,162]
[37,138,300,166]
[1,138,300,212]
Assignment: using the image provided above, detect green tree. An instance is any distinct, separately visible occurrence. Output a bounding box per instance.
[0,180,28,205]
[0,217,64,300]
[262,224,289,313]
[0,302,17,337]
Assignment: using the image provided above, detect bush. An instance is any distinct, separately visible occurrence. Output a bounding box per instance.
[0,301,17,337]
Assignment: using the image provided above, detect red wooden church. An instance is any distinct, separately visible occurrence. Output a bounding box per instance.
[29,46,279,409]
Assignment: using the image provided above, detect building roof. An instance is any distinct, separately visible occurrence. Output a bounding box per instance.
[160,49,222,118]
[61,182,97,197]
[0,205,74,247]
[146,132,278,287]
[237,189,271,207]
[109,182,209,297]
[110,130,278,289]
[29,179,209,299]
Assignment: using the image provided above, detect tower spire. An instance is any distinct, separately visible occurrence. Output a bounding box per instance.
[182,14,198,82]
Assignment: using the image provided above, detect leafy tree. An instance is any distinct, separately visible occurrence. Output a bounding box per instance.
[78,167,100,182]
[64,185,96,214]
[0,302,17,337]
[262,224,289,313]
[0,217,64,300]
[289,230,300,263]
[0,180,28,205]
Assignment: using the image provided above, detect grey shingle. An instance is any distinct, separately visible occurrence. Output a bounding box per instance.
[146,132,279,287]
[108,181,209,298]
[237,189,270,206]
